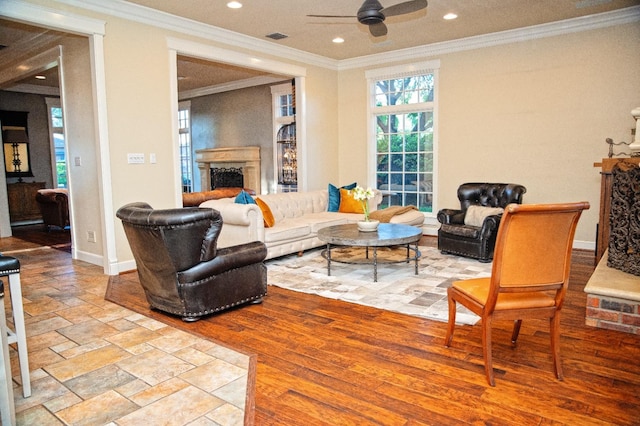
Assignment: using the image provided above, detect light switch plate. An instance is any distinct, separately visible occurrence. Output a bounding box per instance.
[127,153,145,164]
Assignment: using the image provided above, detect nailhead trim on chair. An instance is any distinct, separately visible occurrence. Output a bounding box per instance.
[156,292,268,320]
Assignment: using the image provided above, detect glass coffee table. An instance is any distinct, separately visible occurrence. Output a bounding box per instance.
[317,223,422,282]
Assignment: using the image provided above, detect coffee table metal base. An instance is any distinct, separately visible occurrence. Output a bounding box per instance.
[321,243,420,282]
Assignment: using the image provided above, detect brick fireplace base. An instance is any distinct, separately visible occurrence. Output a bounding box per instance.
[584,250,640,335]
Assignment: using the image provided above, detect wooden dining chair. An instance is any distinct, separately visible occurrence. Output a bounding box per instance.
[444,201,590,386]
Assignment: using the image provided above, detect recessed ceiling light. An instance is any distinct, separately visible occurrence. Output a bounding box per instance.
[443,13,458,20]
[332,37,344,44]
[227,1,242,9]
[35,75,46,80]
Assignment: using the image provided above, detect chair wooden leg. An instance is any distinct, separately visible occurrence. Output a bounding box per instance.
[511,320,522,345]
[550,314,563,380]
[482,316,495,386]
[444,290,456,347]
[0,283,16,426]
[8,274,30,398]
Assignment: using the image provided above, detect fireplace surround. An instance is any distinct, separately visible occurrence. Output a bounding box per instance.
[195,146,261,194]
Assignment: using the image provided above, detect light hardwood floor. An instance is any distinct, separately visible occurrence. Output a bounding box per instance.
[108,235,640,425]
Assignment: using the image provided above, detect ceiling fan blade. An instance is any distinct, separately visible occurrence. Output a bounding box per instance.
[306,14,356,18]
[369,22,388,37]
[381,0,428,17]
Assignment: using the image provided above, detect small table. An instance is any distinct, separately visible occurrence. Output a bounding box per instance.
[317,223,422,282]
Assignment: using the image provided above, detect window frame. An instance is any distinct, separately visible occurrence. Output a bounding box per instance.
[178,100,193,193]
[365,60,440,222]
[45,97,67,188]
[271,82,296,193]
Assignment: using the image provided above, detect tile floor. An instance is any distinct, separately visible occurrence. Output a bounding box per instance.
[0,239,249,425]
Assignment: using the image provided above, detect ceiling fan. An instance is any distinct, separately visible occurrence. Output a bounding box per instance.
[307,0,428,37]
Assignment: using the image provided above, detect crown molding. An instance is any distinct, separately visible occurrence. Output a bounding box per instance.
[1,0,105,35]
[338,5,640,70]
[11,1,639,73]
[178,75,287,101]
[51,0,339,70]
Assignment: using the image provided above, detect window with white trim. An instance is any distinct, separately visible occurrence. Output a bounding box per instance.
[271,82,296,193]
[178,101,193,193]
[45,97,67,188]
[367,61,439,214]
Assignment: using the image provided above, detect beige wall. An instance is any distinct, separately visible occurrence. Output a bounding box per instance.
[338,23,640,244]
[303,66,341,191]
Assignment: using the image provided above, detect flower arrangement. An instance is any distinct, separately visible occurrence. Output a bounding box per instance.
[350,186,375,222]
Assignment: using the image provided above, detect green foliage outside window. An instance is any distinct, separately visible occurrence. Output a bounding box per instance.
[374,74,435,212]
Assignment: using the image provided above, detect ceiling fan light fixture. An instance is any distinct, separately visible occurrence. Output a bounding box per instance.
[443,12,458,20]
[226,1,242,9]
[332,37,345,44]
[357,0,385,25]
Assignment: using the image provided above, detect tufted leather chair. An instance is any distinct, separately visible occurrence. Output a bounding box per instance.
[116,202,268,321]
[437,183,527,262]
[36,188,70,231]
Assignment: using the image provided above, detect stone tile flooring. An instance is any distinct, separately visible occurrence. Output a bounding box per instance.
[0,240,249,425]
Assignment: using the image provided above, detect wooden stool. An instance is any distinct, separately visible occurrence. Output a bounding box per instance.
[0,256,30,398]
[0,281,16,425]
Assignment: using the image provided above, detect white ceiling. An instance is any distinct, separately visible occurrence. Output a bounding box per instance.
[1,0,639,92]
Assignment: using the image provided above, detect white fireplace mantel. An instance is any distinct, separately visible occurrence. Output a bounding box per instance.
[195,146,261,194]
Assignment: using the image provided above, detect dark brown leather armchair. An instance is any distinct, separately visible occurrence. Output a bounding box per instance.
[116,202,268,321]
[35,189,70,231]
[437,183,527,262]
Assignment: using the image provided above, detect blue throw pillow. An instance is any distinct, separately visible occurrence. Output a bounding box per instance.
[328,182,356,212]
[235,190,256,204]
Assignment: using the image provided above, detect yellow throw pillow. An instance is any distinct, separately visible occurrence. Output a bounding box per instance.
[255,198,275,228]
[338,188,365,214]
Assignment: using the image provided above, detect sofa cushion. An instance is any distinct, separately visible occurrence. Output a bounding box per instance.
[328,182,356,212]
[235,190,256,204]
[255,198,275,228]
[263,221,311,243]
[464,205,504,227]
[302,212,349,233]
[338,188,365,214]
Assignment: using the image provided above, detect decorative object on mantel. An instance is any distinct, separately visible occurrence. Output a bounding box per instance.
[605,137,631,158]
[605,107,640,158]
[607,162,640,276]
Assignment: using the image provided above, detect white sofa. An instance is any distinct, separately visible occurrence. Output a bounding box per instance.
[200,189,424,260]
